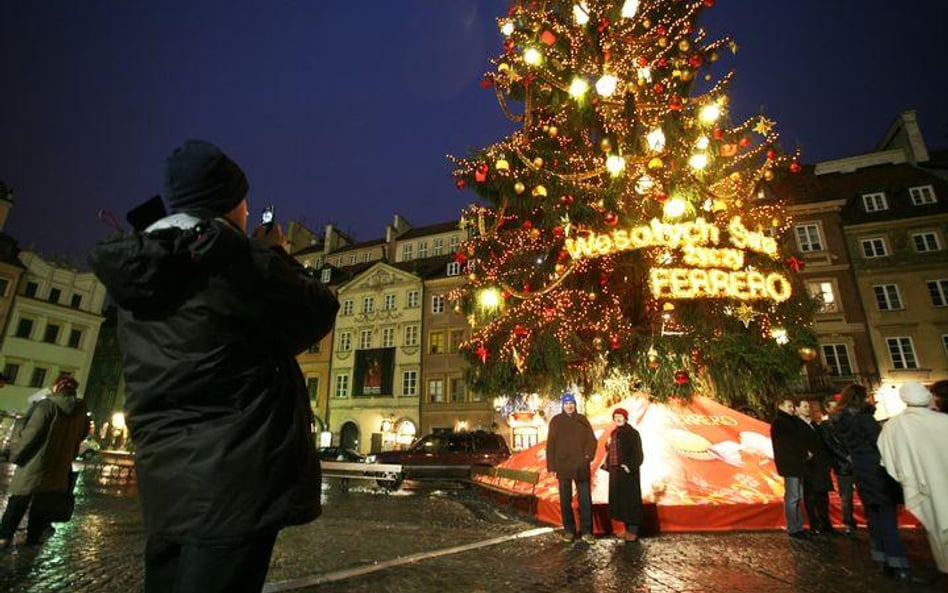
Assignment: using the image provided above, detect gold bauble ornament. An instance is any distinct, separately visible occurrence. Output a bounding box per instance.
[532,185,548,197]
[647,157,664,170]
[495,158,510,171]
[678,39,690,52]
[547,126,558,138]
[798,346,818,362]
[513,181,526,194]
[763,170,775,181]
[599,138,613,152]
[498,63,510,72]
[658,37,668,48]
[587,292,597,301]
[729,171,742,181]
[532,157,544,168]
[771,217,781,227]
[709,52,719,63]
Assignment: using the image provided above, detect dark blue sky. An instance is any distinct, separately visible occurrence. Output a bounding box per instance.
[2,1,946,262]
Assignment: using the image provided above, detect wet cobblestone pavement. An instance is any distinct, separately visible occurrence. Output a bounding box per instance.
[2,462,946,592]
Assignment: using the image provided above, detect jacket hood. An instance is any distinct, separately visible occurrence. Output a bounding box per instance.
[48,392,81,415]
[88,214,248,317]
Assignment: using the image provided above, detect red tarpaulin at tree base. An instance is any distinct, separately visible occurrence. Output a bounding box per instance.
[475,394,918,533]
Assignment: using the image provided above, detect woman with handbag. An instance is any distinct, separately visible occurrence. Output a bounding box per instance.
[0,375,88,548]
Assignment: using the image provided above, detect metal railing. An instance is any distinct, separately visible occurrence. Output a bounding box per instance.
[321,461,402,486]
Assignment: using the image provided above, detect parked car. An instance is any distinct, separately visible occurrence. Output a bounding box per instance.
[315,446,366,463]
[367,431,511,487]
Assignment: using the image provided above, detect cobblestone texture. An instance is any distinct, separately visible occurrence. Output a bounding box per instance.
[2,463,946,592]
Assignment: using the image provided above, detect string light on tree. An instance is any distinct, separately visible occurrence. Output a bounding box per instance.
[449,0,815,407]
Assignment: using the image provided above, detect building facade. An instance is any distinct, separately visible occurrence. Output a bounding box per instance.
[0,251,107,411]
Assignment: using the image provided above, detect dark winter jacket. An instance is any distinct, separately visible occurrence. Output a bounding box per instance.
[607,423,644,524]
[797,418,834,493]
[88,214,339,544]
[546,410,597,481]
[818,416,853,476]
[10,393,88,496]
[770,410,809,478]
[832,406,903,507]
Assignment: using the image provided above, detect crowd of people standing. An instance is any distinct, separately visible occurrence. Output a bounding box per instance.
[771,380,948,584]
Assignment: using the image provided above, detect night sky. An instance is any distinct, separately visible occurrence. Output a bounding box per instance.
[2,1,946,263]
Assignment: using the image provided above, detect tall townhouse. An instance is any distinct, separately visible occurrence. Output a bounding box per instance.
[389,222,485,436]
[840,165,948,389]
[777,170,880,395]
[787,111,948,409]
[0,251,106,411]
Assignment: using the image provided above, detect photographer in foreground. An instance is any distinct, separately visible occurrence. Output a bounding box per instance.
[89,139,339,593]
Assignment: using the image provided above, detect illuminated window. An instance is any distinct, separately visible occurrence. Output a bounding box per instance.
[382,327,395,347]
[406,290,419,308]
[807,281,839,313]
[402,243,414,261]
[429,331,444,354]
[362,296,374,313]
[359,330,372,349]
[417,241,428,258]
[433,238,444,255]
[431,294,445,314]
[383,294,396,310]
[339,331,352,352]
[428,379,445,403]
[446,262,461,276]
[449,236,460,252]
[342,299,354,316]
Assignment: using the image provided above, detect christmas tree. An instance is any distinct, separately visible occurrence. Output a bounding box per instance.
[450,0,816,410]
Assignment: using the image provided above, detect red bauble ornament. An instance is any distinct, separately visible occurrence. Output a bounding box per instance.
[479,77,493,89]
[604,212,619,226]
[674,370,689,385]
[560,194,575,207]
[522,220,532,230]
[513,324,529,337]
[738,137,751,148]
[503,39,515,54]
[713,128,724,140]
[653,82,665,94]
[609,335,621,350]
[789,161,802,173]
[669,96,683,111]
[657,57,668,68]
[766,148,778,161]
[474,164,488,182]
[688,53,703,68]
[455,179,466,190]
[552,226,564,238]
[637,56,649,67]
[540,29,556,46]
[454,251,468,264]
[703,0,715,6]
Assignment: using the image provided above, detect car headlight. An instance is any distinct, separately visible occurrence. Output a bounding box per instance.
[365,454,377,464]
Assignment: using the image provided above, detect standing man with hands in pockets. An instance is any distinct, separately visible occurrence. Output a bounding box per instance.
[89,139,340,593]
[546,393,598,544]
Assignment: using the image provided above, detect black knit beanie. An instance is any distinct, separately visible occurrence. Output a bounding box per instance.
[162,139,249,214]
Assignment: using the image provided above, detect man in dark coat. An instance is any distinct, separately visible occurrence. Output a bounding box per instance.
[820,398,857,535]
[89,140,339,593]
[795,399,835,535]
[546,393,597,544]
[770,397,810,538]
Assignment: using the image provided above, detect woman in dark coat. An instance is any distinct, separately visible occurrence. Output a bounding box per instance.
[832,384,915,581]
[605,408,644,541]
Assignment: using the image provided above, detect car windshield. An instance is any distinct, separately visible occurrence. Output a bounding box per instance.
[411,435,448,453]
